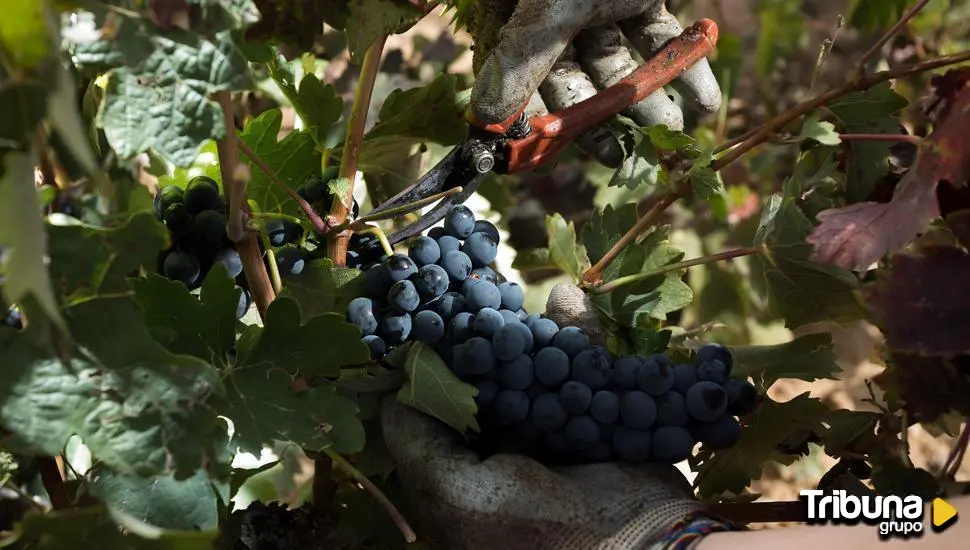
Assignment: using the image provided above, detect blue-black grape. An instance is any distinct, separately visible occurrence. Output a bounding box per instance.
[428,227,446,240]
[276,245,307,276]
[408,235,441,267]
[346,297,379,335]
[465,280,502,311]
[183,176,222,214]
[163,203,192,232]
[564,416,599,452]
[552,326,589,357]
[498,282,524,311]
[461,277,480,296]
[525,380,548,401]
[431,292,465,321]
[437,235,461,257]
[379,312,411,344]
[506,321,534,353]
[695,343,733,373]
[534,347,570,386]
[452,337,496,378]
[611,355,644,390]
[412,310,445,345]
[447,311,474,342]
[499,309,520,324]
[685,381,727,422]
[382,253,418,283]
[361,334,387,359]
[492,389,529,426]
[515,309,529,322]
[693,415,741,450]
[444,205,476,239]
[724,378,758,415]
[571,346,613,390]
[655,391,689,426]
[612,426,651,462]
[492,324,526,362]
[471,266,498,284]
[474,220,500,243]
[530,318,559,348]
[636,357,675,396]
[214,248,243,278]
[651,426,695,463]
[435,339,455,363]
[296,174,329,205]
[388,280,420,313]
[192,209,226,247]
[163,250,200,285]
[498,354,533,390]
[236,287,251,319]
[672,363,697,393]
[462,232,498,267]
[590,390,620,424]
[440,250,473,281]
[472,307,504,338]
[413,264,449,300]
[266,219,303,247]
[559,381,593,415]
[524,313,541,329]
[620,391,657,430]
[531,393,567,433]
[154,185,183,218]
[697,359,728,385]
[363,265,388,299]
[474,380,499,410]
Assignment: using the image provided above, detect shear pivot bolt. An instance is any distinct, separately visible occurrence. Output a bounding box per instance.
[467,144,495,173]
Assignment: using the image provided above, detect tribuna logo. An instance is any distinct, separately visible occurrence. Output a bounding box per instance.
[800,489,924,538]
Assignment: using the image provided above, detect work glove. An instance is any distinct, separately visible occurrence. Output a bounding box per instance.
[381,284,704,550]
[469,0,722,167]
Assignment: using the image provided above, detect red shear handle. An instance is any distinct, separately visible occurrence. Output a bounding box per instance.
[502,18,719,174]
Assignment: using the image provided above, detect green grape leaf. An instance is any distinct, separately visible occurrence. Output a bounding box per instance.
[847,0,911,31]
[687,146,723,200]
[278,258,363,318]
[73,13,252,166]
[583,205,692,324]
[610,133,662,190]
[798,112,841,146]
[7,506,217,549]
[545,214,586,282]
[0,0,49,69]
[0,450,17,487]
[827,83,908,201]
[511,248,557,272]
[0,296,225,477]
[693,392,830,498]
[731,333,840,391]
[643,125,699,151]
[88,465,220,531]
[47,211,169,304]
[397,342,480,436]
[870,455,940,499]
[223,297,368,454]
[753,193,865,329]
[130,264,238,365]
[0,150,68,334]
[363,74,467,147]
[156,140,223,190]
[239,109,320,216]
[291,73,343,149]
[345,0,423,63]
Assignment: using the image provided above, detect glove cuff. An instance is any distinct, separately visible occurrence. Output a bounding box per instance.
[651,510,740,549]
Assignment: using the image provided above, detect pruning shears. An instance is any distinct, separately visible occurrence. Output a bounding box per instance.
[370,19,720,244]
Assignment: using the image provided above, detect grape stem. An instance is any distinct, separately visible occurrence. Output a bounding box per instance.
[322,448,417,543]
[214,91,275,320]
[353,224,395,257]
[327,35,388,266]
[36,456,71,509]
[355,186,465,223]
[586,245,767,295]
[852,0,932,79]
[836,133,922,144]
[585,49,970,285]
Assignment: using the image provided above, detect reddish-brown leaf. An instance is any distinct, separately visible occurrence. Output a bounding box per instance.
[807,73,970,271]
[864,246,970,356]
[146,0,191,30]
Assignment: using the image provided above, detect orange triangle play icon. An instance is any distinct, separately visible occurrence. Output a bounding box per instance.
[932,498,958,531]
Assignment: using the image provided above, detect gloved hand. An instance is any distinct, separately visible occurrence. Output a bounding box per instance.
[381,284,703,550]
[469,0,722,167]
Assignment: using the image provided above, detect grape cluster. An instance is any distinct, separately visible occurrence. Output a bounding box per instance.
[345,204,758,465]
[473,341,758,464]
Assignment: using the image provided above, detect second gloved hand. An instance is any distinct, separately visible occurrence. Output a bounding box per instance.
[469,0,721,167]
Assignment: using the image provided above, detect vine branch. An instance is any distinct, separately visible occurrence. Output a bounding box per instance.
[214,91,275,320]
[327,35,388,266]
[853,0,931,77]
[837,133,921,144]
[36,456,70,509]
